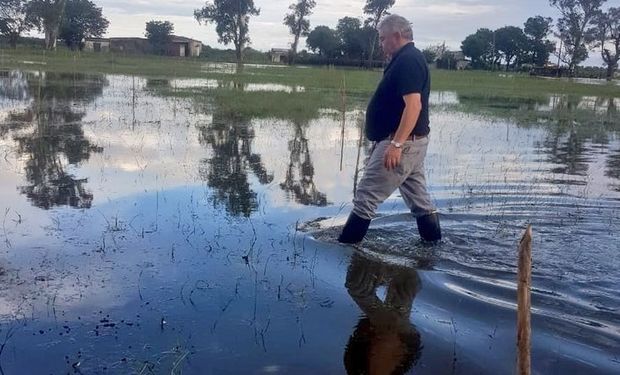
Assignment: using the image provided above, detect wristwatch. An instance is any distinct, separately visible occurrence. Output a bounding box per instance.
[390,140,402,148]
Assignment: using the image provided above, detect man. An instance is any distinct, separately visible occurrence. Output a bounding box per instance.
[338,14,441,244]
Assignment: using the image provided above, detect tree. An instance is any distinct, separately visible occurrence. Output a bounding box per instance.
[422,48,437,64]
[550,0,607,74]
[495,26,527,70]
[145,20,173,55]
[337,17,364,60]
[59,0,108,50]
[461,28,495,69]
[0,0,34,48]
[27,0,68,50]
[359,24,381,62]
[524,16,555,66]
[436,51,458,70]
[306,26,340,57]
[283,0,316,63]
[363,0,395,67]
[194,0,260,69]
[595,7,620,80]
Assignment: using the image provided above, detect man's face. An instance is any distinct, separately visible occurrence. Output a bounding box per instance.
[378,28,400,58]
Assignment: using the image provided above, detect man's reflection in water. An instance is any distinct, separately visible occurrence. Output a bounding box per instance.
[344,254,422,375]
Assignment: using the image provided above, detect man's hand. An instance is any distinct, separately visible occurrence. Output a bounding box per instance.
[384,144,402,171]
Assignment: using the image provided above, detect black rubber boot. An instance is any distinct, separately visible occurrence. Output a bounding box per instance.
[416,212,442,242]
[338,213,371,244]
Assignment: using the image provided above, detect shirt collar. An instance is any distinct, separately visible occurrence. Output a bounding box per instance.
[384,42,415,72]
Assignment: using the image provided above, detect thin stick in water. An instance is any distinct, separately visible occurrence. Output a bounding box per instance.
[339,74,347,171]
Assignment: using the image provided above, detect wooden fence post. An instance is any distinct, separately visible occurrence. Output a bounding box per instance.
[517,224,532,375]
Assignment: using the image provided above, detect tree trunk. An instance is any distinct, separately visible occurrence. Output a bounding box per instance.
[290,34,299,65]
[366,34,377,69]
[45,29,53,50]
[366,16,381,69]
[43,0,67,50]
[607,63,617,81]
[9,33,19,48]
[235,43,243,73]
[568,61,576,77]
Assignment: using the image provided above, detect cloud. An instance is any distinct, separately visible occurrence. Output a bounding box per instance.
[424,3,495,16]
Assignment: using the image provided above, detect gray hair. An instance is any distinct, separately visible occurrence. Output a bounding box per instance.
[377,14,413,40]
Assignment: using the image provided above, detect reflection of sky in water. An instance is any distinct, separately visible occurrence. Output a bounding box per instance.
[570,77,620,86]
[0,72,619,222]
[245,83,305,93]
[0,72,619,229]
[149,78,307,93]
[0,71,619,374]
[169,78,219,89]
[540,76,620,86]
[429,91,459,105]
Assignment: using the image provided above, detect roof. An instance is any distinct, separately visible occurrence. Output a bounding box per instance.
[270,48,290,54]
[109,37,148,41]
[170,35,202,44]
[86,36,202,44]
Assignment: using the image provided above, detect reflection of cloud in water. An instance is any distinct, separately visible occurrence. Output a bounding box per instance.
[201,62,289,74]
[169,78,219,89]
[146,77,306,93]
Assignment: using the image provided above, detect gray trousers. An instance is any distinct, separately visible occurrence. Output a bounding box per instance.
[353,137,435,220]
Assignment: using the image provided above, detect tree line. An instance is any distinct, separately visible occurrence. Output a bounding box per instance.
[1,0,618,79]
[0,0,108,50]
[193,0,392,68]
[455,0,618,79]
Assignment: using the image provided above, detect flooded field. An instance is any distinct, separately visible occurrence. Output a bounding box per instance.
[0,68,619,374]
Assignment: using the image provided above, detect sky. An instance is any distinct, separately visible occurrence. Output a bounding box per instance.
[32,0,620,66]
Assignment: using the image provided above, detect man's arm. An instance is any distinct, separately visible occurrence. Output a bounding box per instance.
[384,93,422,170]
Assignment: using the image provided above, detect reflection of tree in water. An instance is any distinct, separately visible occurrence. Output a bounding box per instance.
[0,70,31,101]
[539,95,615,177]
[541,129,590,176]
[0,71,107,209]
[344,254,422,375]
[601,98,620,190]
[197,110,273,217]
[0,71,32,138]
[457,92,620,180]
[280,120,328,206]
[605,148,620,192]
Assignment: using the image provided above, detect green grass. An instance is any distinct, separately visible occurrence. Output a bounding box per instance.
[431,69,619,98]
[2,47,619,98]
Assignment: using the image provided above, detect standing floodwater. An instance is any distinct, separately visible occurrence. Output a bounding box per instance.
[0,69,618,374]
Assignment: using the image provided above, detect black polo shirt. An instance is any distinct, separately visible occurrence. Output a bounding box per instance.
[365,42,430,141]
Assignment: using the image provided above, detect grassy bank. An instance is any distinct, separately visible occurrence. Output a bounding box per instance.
[1,48,619,99]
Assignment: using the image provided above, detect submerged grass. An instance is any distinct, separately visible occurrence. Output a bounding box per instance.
[208,89,329,121]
